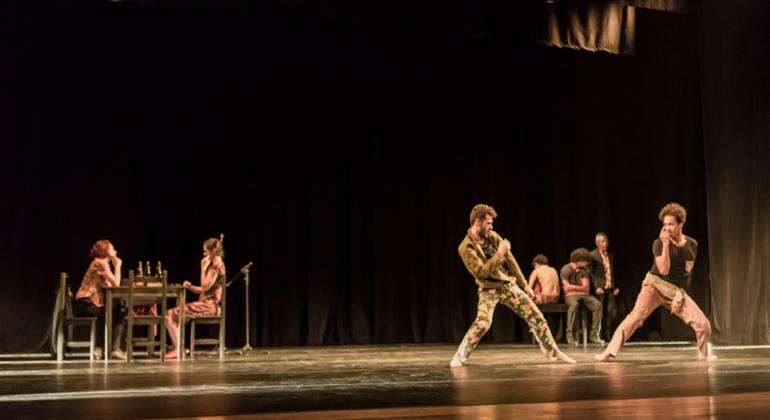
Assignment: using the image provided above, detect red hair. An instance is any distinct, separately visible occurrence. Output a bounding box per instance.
[89,240,112,259]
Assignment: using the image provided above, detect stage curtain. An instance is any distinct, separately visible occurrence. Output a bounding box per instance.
[699,0,770,344]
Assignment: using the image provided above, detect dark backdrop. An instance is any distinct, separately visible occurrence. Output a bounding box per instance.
[699,0,770,344]
[1,1,766,352]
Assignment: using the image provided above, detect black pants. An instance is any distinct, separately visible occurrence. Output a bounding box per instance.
[74,299,126,351]
[600,291,620,341]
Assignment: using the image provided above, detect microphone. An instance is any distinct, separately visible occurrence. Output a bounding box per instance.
[240,261,253,272]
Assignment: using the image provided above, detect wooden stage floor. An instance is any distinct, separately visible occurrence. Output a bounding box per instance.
[2,343,770,419]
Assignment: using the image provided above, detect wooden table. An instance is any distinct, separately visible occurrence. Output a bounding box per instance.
[104,285,186,360]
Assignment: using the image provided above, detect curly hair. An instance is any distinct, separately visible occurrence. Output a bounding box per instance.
[659,202,687,224]
[569,247,592,264]
[469,203,497,225]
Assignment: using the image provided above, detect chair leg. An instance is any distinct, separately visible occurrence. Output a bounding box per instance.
[148,326,155,357]
[160,321,166,363]
[190,321,196,360]
[90,319,96,362]
[126,320,133,362]
[57,314,64,363]
[581,311,588,347]
[219,321,225,359]
[556,313,564,341]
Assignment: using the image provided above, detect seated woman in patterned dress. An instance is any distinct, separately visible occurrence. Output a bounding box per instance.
[164,237,226,359]
[74,239,127,360]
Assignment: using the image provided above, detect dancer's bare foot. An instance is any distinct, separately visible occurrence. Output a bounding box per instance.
[164,350,179,360]
[699,343,718,361]
[594,353,614,362]
[551,348,576,364]
[449,355,465,368]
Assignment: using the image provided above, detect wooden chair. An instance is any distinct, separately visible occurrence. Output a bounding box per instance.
[55,272,97,362]
[189,276,226,359]
[125,270,168,362]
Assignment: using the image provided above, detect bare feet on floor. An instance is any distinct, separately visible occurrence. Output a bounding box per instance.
[594,353,614,362]
[449,355,465,368]
[551,348,576,364]
[699,343,718,361]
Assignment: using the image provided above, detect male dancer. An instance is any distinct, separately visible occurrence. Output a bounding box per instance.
[595,203,717,362]
[450,204,575,367]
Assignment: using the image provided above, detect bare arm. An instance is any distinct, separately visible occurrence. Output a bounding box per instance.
[97,260,121,287]
[503,252,529,289]
[528,270,538,289]
[185,270,217,295]
[200,267,218,293]
[560,266,578,292]
[186,259,219,295]
[576,277,590,294]
[111,257,122,287]
[655,228,671,275]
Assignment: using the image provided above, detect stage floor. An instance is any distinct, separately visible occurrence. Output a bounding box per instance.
[2,343,770,419]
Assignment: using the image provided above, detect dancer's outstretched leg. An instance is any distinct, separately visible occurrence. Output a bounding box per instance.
[668,293,716,361]
[499,284,575,364]
[450,289,499,367]
[595,283,663,361]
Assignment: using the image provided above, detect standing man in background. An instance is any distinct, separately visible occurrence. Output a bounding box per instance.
[590,232,620,342]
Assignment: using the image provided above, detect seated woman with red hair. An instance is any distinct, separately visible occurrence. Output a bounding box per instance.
[74,239,127,360]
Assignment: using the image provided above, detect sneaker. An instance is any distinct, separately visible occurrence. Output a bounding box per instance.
[111,349,127,361]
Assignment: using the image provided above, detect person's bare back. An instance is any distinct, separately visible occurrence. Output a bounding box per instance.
[531,265,560,298]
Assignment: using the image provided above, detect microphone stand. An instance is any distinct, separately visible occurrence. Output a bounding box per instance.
[225,262,253,355]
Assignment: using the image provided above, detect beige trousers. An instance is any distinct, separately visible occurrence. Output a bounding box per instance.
[601,283,711,358]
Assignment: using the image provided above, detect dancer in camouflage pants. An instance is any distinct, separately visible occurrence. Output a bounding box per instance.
[451,204,574,366]
[454,283,557,362]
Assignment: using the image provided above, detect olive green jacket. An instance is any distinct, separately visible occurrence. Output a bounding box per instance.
[457,228,528,289]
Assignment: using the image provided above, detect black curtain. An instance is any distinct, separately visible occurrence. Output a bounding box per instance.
[1,3,711,351]
[699,0,770,344]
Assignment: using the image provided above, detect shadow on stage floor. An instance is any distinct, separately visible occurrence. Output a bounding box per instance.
[2,343,770,419]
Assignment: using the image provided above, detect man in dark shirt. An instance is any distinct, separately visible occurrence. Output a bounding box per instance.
[595,203,717,362]
[561,248,604,345]
[590,232,620,341]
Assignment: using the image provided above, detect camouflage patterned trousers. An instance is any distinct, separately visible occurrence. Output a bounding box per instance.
[453,283,557,362]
